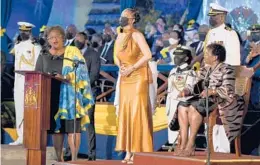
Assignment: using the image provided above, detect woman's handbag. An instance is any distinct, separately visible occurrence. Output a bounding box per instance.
[169,111,180,131]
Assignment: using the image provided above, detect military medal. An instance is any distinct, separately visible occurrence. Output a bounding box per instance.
[172,72,189,92]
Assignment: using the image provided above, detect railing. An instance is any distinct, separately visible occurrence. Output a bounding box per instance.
[96,64,174,104]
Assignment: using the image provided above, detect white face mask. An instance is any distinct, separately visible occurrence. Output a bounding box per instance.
[169,38,179,45]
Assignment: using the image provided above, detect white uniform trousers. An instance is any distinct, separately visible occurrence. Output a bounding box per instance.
[213,124,230,153]
[14,73,25,142]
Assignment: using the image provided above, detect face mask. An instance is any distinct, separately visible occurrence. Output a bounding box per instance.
[174,55,186,66]
[173,27,181,32]
[103,35,112,43]
[193,38,199,42]
[155,46,163,53]
[66,32,74,40]
[119,17,129,27]
[163,40,170,47]
[209,18,218,27]
[199,33,206,41]
[169,38,179,45]
[75,40,85,50]
[20,33,30,41]
[251,33,260,42]
[92,41,99,48]
[39,38,46,46]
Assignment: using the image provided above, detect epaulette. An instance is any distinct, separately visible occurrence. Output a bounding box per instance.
[225,25,232,31]
[9,47,15,55]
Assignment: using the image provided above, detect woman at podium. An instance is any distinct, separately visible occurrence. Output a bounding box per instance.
[35,26,94,161]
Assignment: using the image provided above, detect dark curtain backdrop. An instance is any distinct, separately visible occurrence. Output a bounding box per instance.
[186,0,203,21]
[4,0,53,63]
[1,0,13,63]
[7,0,54,41]
[120,0,136,13]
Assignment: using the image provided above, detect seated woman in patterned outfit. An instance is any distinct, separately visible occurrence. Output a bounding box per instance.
[174,43,244,156]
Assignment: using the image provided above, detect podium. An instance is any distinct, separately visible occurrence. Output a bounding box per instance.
[16,71,66,165]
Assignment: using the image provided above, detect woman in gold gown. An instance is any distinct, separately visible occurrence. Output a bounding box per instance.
[114,8,153,164]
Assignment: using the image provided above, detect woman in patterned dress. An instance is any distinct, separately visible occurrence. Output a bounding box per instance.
[175,43,244,156]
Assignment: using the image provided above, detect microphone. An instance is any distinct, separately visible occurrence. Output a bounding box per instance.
[120,27,123,33]
[52,55,85,65]
[51,56,62,60]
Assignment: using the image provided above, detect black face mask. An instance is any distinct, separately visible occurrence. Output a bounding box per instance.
[20,33,30,41]
[209,17,218,27]
[103,35,112,43]
[174,55,186,66]
[199,33,207,41]
[119,17,129,27]
[66,32,74,40]
[251,33,260,42]
[163,40,170,47]
[39,38,46,46]
[92,41,99,48]
[155,46,163,53]
[75,40,85,50]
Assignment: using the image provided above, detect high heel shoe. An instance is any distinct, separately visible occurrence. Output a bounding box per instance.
[121,153,132,163]
[179,146,196,157]
[127,155,134,164]
[121,159,130,163]
[127,160,133,164]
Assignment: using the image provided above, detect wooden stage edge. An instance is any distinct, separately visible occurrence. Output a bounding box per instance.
[55,152,260,165]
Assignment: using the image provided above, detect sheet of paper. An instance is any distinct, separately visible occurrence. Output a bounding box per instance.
[173,96,195,102]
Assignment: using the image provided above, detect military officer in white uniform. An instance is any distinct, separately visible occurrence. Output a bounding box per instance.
[166,46,197,144]
[204,3,241,153]
[205,3,240,66]
[10,22,42,145]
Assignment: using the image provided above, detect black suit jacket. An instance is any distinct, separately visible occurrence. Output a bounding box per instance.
[100,41,114,64]
[83,47,101,96]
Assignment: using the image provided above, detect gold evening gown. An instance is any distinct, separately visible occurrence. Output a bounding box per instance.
[115,28,153,152]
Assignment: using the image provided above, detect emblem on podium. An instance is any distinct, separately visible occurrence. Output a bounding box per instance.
[24,86,37,107]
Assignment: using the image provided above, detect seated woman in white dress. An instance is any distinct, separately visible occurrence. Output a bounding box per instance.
[166,46,196,144]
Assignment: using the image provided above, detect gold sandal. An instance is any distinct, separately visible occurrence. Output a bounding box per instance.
[127,155,134,164]
[121,159,130,163]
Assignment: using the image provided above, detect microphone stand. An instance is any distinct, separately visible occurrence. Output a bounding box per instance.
[72,60,79,161]
[69,59,85,161]
[204,71,211,165]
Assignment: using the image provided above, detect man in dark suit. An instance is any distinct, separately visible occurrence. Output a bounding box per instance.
[65,24,78,46]
[100,28,116,64]
[68,32,100,161]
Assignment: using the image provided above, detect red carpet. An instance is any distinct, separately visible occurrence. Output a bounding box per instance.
[55,152,260,165]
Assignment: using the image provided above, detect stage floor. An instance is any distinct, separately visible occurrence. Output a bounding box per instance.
[55,152,260,165]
